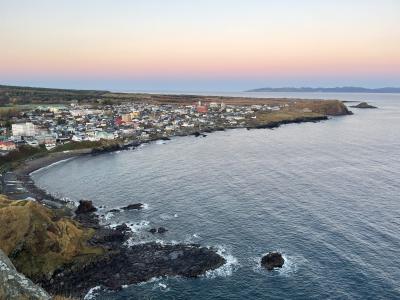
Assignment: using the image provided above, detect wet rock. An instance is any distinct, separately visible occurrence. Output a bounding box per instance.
[0,249,51,300]
[350,102,377,109]
[108,208,121,213]
[43,243,226,298]
[75,200,97,214]
[115,223,131,234]
[261,252,284,270]
[149,228,157,234]
[157,227,168,234]
[89,225,131,247]
[192,131,201,137]
[120,203,144,210]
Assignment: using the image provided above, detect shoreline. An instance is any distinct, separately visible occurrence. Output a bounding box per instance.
[1,112,348,298]
[10,113,332,204]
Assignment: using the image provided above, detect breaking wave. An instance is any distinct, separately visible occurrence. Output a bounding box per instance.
[203,246,239,279]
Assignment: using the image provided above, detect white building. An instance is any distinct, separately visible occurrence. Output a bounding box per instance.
[12,122,37,137]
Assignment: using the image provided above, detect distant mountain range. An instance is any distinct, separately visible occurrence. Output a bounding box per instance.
[246,87,400,93]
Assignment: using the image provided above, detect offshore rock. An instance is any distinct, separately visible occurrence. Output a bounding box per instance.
[350,102,377,109]
[192,131,201,137]
[121,203,144,210]
[76,200,97,214]
[157,227,168,234]
[0,249,51,300]
[261,252,285,270]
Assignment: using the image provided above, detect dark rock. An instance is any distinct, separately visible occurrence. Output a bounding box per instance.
[159,136,171,141]
[43,243,226,298]
[255,116,328,129]
[192,131,201,137]
[120,203,144,210]
[89,225,131,247]
[149,228,157,234]
[108,208,121,213]
[115,223,131,233]
[261,252,285,270]
[75,200,97,214]
[157,227,168,234]
[350,102,377,109]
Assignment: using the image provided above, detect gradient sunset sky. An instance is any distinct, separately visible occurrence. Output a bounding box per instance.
[1,0,399,91]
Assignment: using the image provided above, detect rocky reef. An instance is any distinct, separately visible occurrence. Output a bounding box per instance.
[42,242,225,297]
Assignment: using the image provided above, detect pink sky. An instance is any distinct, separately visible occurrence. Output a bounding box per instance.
[1,0,399,90]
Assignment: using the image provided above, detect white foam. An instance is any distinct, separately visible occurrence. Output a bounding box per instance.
[30,157,75,175]
[127,220,150,232]
[203,246,239,279]
[108,220,150,232]
[153,282,170,292]
[84,286,102,300]
[136,276,163,286]
[103,212,114,221]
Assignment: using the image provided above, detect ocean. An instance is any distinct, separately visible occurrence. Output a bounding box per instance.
[32,92,400,299]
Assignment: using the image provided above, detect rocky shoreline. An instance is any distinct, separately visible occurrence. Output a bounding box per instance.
[36,204,226,298]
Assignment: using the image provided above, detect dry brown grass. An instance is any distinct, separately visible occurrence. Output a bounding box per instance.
[0,195,104,279]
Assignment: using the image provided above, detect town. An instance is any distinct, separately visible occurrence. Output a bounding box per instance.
[0,99,286,155]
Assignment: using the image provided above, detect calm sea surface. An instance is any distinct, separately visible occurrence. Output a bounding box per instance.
[32,93,400,299]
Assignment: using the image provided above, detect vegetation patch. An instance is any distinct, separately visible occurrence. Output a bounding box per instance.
[0,195,104,281]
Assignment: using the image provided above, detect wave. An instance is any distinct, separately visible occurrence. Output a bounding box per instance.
[29,157,76,175]
[83,286,102,300]
[203,245,239,279]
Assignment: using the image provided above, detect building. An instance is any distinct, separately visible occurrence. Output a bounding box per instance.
[12,122,36,137]
[0,141,16,151]
[196,101,208,113]
[121,113,132,123]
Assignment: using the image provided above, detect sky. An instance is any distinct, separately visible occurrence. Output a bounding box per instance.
[1,0,399,91]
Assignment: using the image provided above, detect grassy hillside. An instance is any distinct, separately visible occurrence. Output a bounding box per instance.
[0,195,104,280]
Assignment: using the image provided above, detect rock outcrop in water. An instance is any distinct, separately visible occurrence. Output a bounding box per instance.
[76,199,97,214]
[0,249,51,300]
[120,203,144,210]
[261,252,285,270]
[350,102,377,109]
